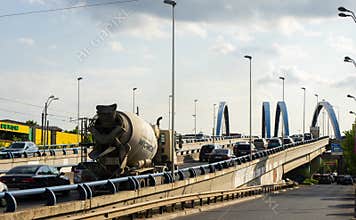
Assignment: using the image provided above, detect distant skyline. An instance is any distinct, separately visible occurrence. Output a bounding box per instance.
[1,0,356,137]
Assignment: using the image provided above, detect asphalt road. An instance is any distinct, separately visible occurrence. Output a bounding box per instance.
[176,184,355,220]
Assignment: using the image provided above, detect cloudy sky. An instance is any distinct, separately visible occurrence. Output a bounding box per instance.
[1,0,356,137]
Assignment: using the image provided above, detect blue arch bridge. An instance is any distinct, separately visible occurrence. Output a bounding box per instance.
[215,100,341,140]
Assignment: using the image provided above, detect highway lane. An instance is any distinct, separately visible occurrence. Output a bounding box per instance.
[176,184,355,220]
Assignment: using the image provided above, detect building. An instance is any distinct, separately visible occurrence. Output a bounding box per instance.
[0,119,79,147]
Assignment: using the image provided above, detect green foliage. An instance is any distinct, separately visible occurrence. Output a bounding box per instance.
[25,120,38,126]
[341,128,356,175]
[302,178,318,185]
[67,126,78,134]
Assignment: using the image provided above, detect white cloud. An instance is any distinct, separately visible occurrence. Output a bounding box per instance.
[123,14,168,40]
[49,44,57,49]
[178,22,208,38]
[18,37,35,46]
[327,35,356,53]
[210,35,236,55]
[109,41,125,52]
[27,0,46,4]
[278,16,305,36]
[272,43,307,59]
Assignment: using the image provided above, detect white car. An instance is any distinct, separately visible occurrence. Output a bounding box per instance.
[1,141,38,157]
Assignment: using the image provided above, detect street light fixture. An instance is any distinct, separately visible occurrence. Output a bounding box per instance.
[43,95,59,147]
[338,6,356,23]
[212,103,217,140]
[77,76,83,145]
[168,95,172,130]
[344,56,356,68]
[193,99,198,138]
[244,55,252,159]
[132,88,137,114]
[347,94,356,102]
[163,0,176,182]
[301,87,306,134]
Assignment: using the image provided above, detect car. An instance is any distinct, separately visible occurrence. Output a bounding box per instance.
[283,137,295,145]
[318,174,333,184]
[336,175,345,184]
[312,173,321,181]
[267,138,282,149]
[233,142,257,157]
[208,149,235,163]
[303,133,313,141]
[253,138,267,150]
[199,144,221,162]
[341,175,353,185]
[0,165,70,189]
[1,141,38,157]
[290,134,303,142]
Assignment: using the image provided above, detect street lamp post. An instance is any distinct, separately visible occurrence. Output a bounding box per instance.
[163,0,177,182]
[132,88,137,114]
[77,77,83,146]
[168,95,172,130]
[301,87,306,134]
[349,111,356,154]
[43,95,58,148]
[279,76,285,139]
[244,55,252,159]
[213,103,217,139]
[193,99,198,138]
[338,7,356,23]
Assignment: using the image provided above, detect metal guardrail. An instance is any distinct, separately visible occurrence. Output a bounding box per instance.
[0,137,328,212]
[0,147,82,159]
[66,183,295,220]
[0,136,240,160]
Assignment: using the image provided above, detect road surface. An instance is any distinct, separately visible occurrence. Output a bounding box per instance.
[176,184,354,220]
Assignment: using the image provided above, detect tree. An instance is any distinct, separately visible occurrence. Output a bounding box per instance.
[67,126,78,134]
[341,128,356,175]
[25,120,38,126]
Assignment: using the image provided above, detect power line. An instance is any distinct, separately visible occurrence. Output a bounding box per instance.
[0,97,42,109]
[0,0,139,18]
[0,108,75,124]
[0,97,77,117]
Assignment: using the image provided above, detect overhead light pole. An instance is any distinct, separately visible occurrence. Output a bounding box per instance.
[349,111,356,155]
[43,95,58,148]
[77,76,83,146]
[213,103,217,141]
[301,87,306,134]
[193,99,198,138]
[244,55,253,159]
[132,87,137,114]
[168,94,172,130]
[163,0,176,182]
[279,76,285,139]
[338,6,356,23]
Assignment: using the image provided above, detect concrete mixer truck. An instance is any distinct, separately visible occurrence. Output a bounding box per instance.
[73,104,175,183]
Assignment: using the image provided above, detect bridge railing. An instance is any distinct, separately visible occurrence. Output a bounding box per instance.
[0,147,83,159]
[0,136,328,213]
[68,182,296,219]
